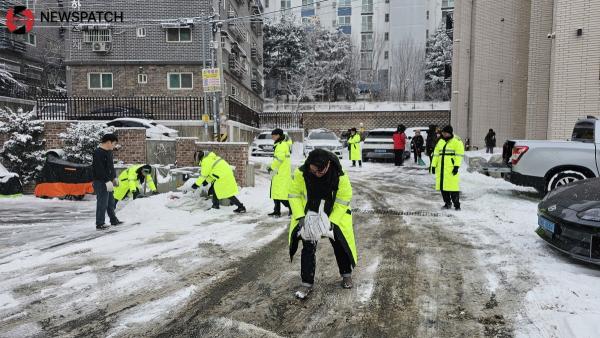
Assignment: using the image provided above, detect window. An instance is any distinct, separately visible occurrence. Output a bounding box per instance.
[23,33,36,46]
[339,0,351,6]
[166,28,191,42]
[360,52,373,69]
[361,33,373,50]
[426,29,429,39]
[338,16,351,26]
[302,0,314,6]
[88,73,113,90]
[361,15,373,32]
[231,84,238,96]
[137,74,148,84]
[168,73,193,89]
[281,0,291,9]
[136,27,146,37]
[385,0,389,3]
[385,13,389,22]
[384,32,389,41]
[426,10,430,20]
[362,0,373,13]
[572,122,595,142]
[83,29,111,42]
[384,51,389,59]
[265,0,269,7]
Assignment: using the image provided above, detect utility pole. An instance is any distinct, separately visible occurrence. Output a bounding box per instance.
[209,16,222,140]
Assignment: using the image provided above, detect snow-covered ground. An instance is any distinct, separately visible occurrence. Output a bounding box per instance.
[0,176,283,337]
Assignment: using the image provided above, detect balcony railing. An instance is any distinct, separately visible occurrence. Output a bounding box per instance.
[227,20,246,42]
[251,47,263,64]
[0,31,26,53]
[251,79,263,94]
[228,56,245,78]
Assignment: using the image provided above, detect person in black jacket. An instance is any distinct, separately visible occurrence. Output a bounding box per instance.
[91,134,121,230]
[411,130,425,164]
[485,129,496,153]
[425,125,438,168]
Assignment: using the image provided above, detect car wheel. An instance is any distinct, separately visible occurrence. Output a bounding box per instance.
[546,170,587,192]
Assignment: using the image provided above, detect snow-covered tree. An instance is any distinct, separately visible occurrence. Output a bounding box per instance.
[59,122,115,164]
[0,108,45,184]
[425,24,453,101]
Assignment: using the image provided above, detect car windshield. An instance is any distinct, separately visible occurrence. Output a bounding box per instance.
[150,122,158,126]
[309,132,337,140]
[257,134,270,140]
[367,131,394,138]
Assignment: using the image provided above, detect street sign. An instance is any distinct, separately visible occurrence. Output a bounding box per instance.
[202,68,221,93]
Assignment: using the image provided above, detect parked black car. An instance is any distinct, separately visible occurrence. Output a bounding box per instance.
[537,177,600,264]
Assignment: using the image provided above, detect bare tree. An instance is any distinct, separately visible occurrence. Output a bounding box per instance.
[390,38,425,101]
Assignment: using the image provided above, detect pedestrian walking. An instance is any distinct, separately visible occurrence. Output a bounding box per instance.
[425,124,438,168]
[431,125,465,210]
[92,133,121,230]
[392,124,406,166]
[113,164,158,205]
[347,128,362,167]
[485,129,496,154]
[191,151,246,213]
[288,149,357,299]
[268,129,292,217]
[411,130,425,164]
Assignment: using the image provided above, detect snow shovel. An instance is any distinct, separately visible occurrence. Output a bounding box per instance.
[417,158,426,166]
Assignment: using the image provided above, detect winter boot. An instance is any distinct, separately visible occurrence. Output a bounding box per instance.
[455,206,461,211]
[295,285,312,299]
[234,205,247,213]
[111,220,124,226]
[442,204,452,210]
[96,224,110,230]
[341,276,353,289]
[268,211,281,217]
[208,205,220,211]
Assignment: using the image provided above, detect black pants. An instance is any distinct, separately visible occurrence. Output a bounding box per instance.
[273,199,290,213]
[486,146,494,153]
[352,160,362,167]
[93,180,118,226]
[209,184,243,208]
[301,235,352,286]
[413,149,422,163]
[441,191,460,208]
[394,149,404,166]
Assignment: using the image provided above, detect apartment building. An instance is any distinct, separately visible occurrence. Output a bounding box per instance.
[264,0,450,95]
[451,0,600,146]
[0,0,65,100]
[65,0,264,112]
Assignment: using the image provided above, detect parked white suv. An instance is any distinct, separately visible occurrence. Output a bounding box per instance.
[251,131,290,156]
[303,129,344,159]
[106,118,179,140]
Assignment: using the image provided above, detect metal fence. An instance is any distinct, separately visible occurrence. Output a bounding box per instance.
[36,96,213,121]
[257,112,303,129]
[227,97,260,128]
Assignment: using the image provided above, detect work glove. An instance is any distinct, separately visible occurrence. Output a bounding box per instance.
[452,166,459,175]
[106,181,114,192]
[202,180,209,187]
[127,192,134,200]
[191,183,199,190]
[267,167,273,174]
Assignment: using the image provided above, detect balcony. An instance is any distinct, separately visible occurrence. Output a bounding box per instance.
[251,79,263,94]
[251,47,263,64]
[0,31,26,54]
[227,20,246,42]
[228,56,245,78]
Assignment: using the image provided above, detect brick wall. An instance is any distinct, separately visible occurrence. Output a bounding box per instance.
[195,142,249,187]
[302,110,451,135]
[42,121,147,164]
[114,128,147,164]
[175,137,198,167]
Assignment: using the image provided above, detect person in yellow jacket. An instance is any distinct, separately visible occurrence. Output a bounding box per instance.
[288,149,357,299]
[347,127,362,167]
[268,129,292,217]
[191,151,246,213]
[431,125,465,210]
[113,164,157,205]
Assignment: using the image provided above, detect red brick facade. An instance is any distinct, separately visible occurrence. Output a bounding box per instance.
[43,121,71,149]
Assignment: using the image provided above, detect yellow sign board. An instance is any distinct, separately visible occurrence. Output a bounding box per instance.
[202,68,221,93]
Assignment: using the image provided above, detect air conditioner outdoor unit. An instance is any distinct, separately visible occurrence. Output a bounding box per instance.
[92,42,109,52]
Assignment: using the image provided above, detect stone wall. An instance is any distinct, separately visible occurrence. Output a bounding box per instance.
[43,121,72,149]
[302,110,451,135]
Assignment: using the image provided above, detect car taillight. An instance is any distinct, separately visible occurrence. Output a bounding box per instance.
[511,146,529,165]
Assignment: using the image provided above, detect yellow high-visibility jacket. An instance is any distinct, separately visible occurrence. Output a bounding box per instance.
[113,165,156,201]
[195,152,239,199]
[287,167,357,267]
[431,136,465,192]
[347,134,362,161]
[270,140,292,201]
